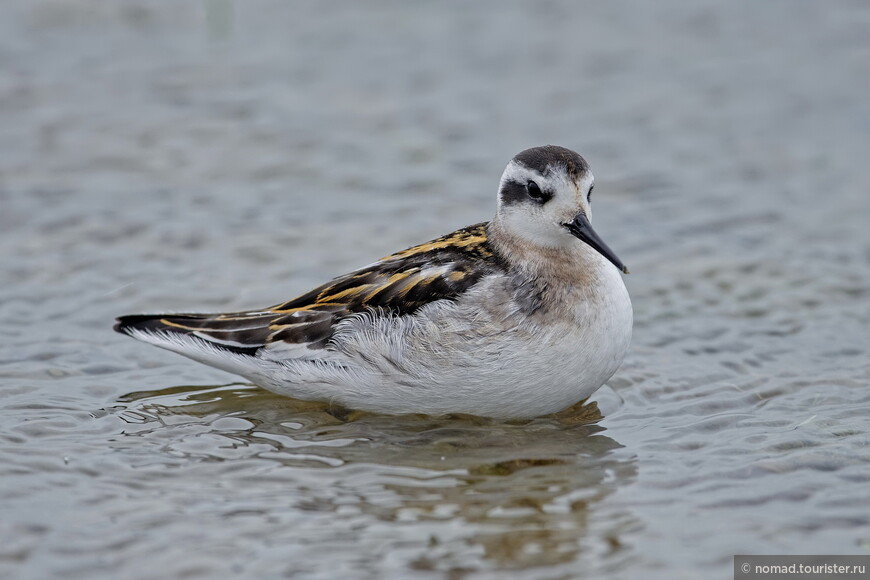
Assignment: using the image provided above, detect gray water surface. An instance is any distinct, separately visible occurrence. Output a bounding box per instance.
[2,1,870,578]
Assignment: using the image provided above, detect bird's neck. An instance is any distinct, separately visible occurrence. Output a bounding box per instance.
[487,219,608,288]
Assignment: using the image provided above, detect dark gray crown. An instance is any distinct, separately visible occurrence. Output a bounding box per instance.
[512,145,589,179]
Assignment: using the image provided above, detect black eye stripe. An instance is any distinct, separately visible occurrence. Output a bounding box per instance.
[498,179,528,206]
[499,179,553,206]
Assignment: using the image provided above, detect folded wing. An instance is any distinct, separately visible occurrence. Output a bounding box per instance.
[115,223,500,357]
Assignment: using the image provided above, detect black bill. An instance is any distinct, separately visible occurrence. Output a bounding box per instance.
[564,213,629,274]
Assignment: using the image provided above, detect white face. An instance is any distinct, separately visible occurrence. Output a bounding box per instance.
[496,160,595,249]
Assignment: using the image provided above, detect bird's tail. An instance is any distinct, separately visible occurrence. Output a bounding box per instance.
[114,311,284,377]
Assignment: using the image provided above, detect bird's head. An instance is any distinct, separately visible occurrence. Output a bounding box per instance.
[495,145,628,274]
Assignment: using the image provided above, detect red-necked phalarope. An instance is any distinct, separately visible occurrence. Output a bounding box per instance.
[115,146,632,418]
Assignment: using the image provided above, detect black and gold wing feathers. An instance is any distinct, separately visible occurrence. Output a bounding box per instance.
[114,223,502,355]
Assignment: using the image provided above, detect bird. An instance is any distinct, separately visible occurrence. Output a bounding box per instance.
[115,145,632,419]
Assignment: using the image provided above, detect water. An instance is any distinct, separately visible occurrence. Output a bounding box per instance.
[2,1,870,578]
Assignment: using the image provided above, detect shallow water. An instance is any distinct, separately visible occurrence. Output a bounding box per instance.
[2,1,870,578]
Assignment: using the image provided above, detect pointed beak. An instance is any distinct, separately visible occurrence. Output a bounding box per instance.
[564,213,629,274]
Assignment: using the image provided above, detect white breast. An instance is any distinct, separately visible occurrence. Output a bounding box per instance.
[408,263,632,418]
[252,256,632,419]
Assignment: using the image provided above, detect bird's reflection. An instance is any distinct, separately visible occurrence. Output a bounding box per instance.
[114,383,638,570]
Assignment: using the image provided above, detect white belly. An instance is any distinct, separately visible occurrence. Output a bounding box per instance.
[254,266,633,419]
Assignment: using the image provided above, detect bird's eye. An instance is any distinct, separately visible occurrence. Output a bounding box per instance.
[587,184,594,203]
[526,180,549,203]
